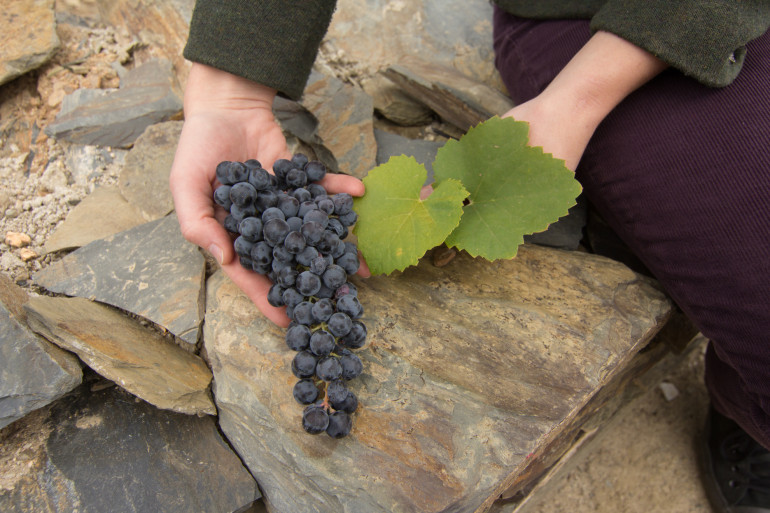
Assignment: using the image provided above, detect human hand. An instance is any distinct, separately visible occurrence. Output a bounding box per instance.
[170,63,367,327]
[502,31,667,171]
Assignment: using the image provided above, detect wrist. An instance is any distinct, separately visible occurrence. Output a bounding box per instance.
[184,63,278,115]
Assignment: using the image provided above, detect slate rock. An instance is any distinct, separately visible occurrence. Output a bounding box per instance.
[24,295,215,416]
[118,120,181,221]
[524,196,587,251]
[44,186,146,253]
[325,0,500,90]
[374,129,443,175]
[203,245,672,512]
[273,96,339,171]
[383,55,515,132]
[0,0,60,87]
[301,72,377,179]
[34,214,205,348]
[44,59,182,148]
[0,275,81,430]
[0,380,259,513]
[362,74,435,126]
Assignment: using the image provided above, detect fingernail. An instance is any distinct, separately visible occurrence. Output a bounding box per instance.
[208,244,223,264]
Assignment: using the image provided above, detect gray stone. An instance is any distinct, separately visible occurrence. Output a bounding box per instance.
[524,196,587,251]
[63,144,128,187]
[118,120,181,221]
[0,275,81,430]
[34,214,205,348]
[374,129,443,175]
[0,381,259,513]
[383,55,515,132]
[44,186,146,253]
[301,72,377,179]
[273,96,339,170]
[0,0,60,86]
[203,245,672,512]
[24,295,215,416]
[324,0,501,90]
[362,74,435,126]
[44,59,182,148]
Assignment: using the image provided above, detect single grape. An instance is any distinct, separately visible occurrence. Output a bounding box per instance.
[238,217,263,242]
[336,294,364,319]
[296,246,319,267]
[326,218,347,239]
[282,287,305,308]
[331,391,358,414]
[311,298,334,323]
[272,158,295,182]
[285,324,312,351]
[340,321,367,349]
[229,182,257,208]
[291,153,309,169]
[295,271,322,297]
[263,218,291,246]
[213,185,233,209]
[307,183,327,199]
[310,255,329,276]
[316,356,343,381]
[230,203,257,222]
[226,161,250,183]
[327,312,353,338]
[334,282,358,299]
[278,195,300,218]
[300,221,324,246]
[233,236,255,258]
[332,193,354,216]
[326,411,352,438]
[284,231,306,254]
[262,207,285,223]
[338,210,358,227]
[340,352,363,380]
[286,168,308,188]
[286,216,303,232]
[248,167,271,190]
[316,284,334,299]
[302,405,329,435]
[317,231,340,254]
[223,215,240,234]
[336,252,360,275]
[326,380,349,404]
[292,301,314,325]
[267,283,285,307]
[250,241,272,266]
[322,265,348,290]
[309,330,335,357]
[304,209,329,229]
[304,160,326,182]
[255,189,279,211]
[292,350,317,378]
[316,196,335,215]
[216,161,235,185]
[272,243,294,263]
[292,187,312,203]
[293,379,319,405]
[277,266,298,288]
[298,200,318,218]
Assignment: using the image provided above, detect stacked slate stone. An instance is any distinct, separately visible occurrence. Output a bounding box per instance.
[213,155,366,438]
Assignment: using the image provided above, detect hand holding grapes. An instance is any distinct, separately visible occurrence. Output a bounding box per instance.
[170,63,368,327]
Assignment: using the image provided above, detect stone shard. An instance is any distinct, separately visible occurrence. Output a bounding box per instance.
[203,245,672,513]
[24,295,215,416]
[0,381,260,513]
[383,55,515,132]
[0,0,60,87]
[374,129,443,175]
[44,59,182,148]
[44,186,146,253]
[118,120,181,221]
[324,0,500,90]
[34,214,205,348]
[0,275,81,430]
[301,71,377,179]
[362,74,435,126]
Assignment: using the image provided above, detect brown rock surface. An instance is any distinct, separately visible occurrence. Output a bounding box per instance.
[0,0,60,87]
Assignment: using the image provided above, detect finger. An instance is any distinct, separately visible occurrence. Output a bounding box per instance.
[320,173,365,197]
[356,252,371,278]
[221,260,291,328]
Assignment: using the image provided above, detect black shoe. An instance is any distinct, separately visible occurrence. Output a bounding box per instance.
[699,407,770,513]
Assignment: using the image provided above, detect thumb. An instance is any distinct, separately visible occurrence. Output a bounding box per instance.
[176,211,235,266]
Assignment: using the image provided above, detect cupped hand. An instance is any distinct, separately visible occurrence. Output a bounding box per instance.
[170,63,367,327]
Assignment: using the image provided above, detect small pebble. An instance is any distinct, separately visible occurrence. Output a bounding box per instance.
[5,231,32,248]
[658,381,680,401]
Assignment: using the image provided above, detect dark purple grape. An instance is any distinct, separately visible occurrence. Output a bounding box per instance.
[277,266,298,288]
[292,351,317,378]
[316,197,335,215]
[332,193,354,215]
[216,161,235,185]
[223,215,240,233]
[213,185,232,209]
[248,167,271,190]
[282,287,304,308]
[262,207,285,223]
[226,161,250,183]
[278,195,300,218]
[309,330,335,357]
[238,217,262,242]
[296,271,322,297]
[307,183,327,199]
[296,246,319,267]
[272,243,294,263]
[304,209,329,229]
[293,379,319,405]
[338,210,358,227]
[302,405,329,434]
[326,411,352,438]
[310,256,329,276]
[336,294,363,319]
[255,189,279,211]
[327,312,353,338]
[263,218,290,246]
[304,160,326,182]
[284,231,306,254]
[286,324,312,351]
[331,391,358,414]
[322,265,347,289]
[292,187,312,203]
[267,283,285,307]
[233,236,254,258]
[340,321,366,349]
[316,356,343,381]
[286,168,308,188]
[300,221,324,246]
[229,182,257,208]
[326,218,347,238]
[272,158,295,181]
[340,352,363,380]
[336,252,360,275]
[311,298,334,323]
[230,203,257,222]
[292,301,314,325]
[298,200,318,218]
[327,380,348,404]
[250,241,272,266]
[334,282,358,299]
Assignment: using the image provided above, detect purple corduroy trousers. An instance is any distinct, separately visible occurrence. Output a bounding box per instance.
[492,7,770,448]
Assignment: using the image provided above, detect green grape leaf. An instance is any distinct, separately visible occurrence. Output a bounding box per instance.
[434,116,582,261]
[353,155,468,275]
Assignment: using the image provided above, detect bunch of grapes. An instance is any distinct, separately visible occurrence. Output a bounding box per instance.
[213,154,366,438]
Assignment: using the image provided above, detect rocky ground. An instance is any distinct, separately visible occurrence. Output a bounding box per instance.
[1,1,715,512]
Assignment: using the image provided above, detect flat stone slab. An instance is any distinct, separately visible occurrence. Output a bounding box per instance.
[44,59,182,148]
[34,214,205,347]
[0,275,81,430]
[44,186,146,253]
[204,244,672,512]
[24,295,215,416]
[0,0,60,87]
[118,120,181,221]
[0,381,259,513]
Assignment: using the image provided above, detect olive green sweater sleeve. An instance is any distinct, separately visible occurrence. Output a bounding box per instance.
[590,0,770,87]
[183,0,337,100]
[497,0,770,87]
